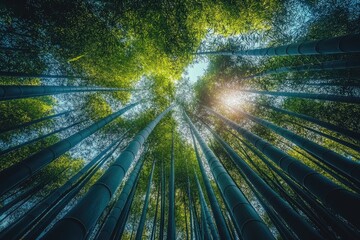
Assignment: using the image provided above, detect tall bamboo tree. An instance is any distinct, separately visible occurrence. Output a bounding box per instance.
[253,102,360,141]
[135,159,156,240]
[42,105,174,239]
[0,71,85,79]
[0,102,139,195]
[188,177,201,240]
[150,178,161,240]
[250,183,297,240]
[183,191,189,240]
[22,140,124,240]
[196,34,360,56]
[204,123,323,239]
[112,178,140,239]
[184,111,275,239]
[0,166,68,218]
[200,199,211,240]
[225,138,301,239]
[159,158,166,240]
[234,108,360,183]
[194,173,219,240]
[240,138,360,239]
[95,154,145,240]
[0,85,133,101]
[112,178,139,239]
[272,137,359,193]
[246,138,359,239]
[186,177,194,240]
[190,125,232,240]
[0,135,125,239]
[206,107,360,229]
[0,109,73,135]
[167,131,176,240]
[287,120,360,152]
[235,89,360,104]
[0,120,85,156]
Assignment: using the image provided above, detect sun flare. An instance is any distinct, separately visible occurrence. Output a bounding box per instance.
[218,90,248,110]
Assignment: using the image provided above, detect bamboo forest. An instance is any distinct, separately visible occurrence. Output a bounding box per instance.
[1,0,360,239]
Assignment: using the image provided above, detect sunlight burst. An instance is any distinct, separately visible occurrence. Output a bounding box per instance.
[219,90,248,110]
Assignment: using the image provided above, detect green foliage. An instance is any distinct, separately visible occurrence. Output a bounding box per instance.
[41,154,84,189]
[0,98,54,132]
[3,0,281,106]
[84,94,112,120]
[1,0,359,239]
[0,135,58,171]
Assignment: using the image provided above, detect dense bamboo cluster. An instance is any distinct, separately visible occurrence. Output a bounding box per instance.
[0,5,360,240]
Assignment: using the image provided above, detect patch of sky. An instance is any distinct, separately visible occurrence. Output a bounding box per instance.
[183,57,210,84]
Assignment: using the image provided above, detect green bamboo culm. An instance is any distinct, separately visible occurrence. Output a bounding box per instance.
[186,178,194,240]
[0,181,47,216]
[194,172,219,239]
[0,102,140,196]
[204,123,323,239]
[167,131,176,240]
[150,178,161,240]
[135,159,156,240]
[184,111,275,240]
[206,107,360,229]
[236,89,360,104]
[42,105,174,240]
[112,177,140,239]
[96,154,145,240]
[248,60,360,79]
[21,138,124,239]
[187,177,201,240]
[200,197,211,240]
[253,102,360,141]
[0,136,123,240]
[239,138,360,239]
[220,132,301,239]
[0,71,85,78]
[190,126,232,240]
[235,108,360,184]
[196,34,360,56]
[0,120,85,156]
[0,109,73,134]
[0,85,135,101]
[287,120,360,155]
[159,159,166,240]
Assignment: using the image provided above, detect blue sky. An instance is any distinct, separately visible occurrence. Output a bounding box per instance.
[184,58,210,83]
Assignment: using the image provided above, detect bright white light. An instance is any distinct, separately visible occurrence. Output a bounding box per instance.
[218,90,247,110]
